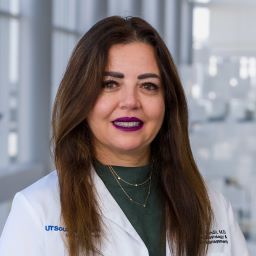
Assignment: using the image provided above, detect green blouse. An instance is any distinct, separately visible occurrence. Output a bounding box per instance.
[94,160,166,256]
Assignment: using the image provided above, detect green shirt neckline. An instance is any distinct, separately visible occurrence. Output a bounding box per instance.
[93,160,166,256]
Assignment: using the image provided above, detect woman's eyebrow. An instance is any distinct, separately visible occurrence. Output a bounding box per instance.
[103,71,160,80]
[137,73,160,80]
[103,71,124,78]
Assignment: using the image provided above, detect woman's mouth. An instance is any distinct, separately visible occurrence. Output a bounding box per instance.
[112,117,144,131]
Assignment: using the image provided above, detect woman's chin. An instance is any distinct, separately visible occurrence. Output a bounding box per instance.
[113,143,149,155]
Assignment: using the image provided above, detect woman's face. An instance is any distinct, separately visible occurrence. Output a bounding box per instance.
[87,42,165,164]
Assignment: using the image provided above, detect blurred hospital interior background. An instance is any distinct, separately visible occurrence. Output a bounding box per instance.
[0,0,256,253]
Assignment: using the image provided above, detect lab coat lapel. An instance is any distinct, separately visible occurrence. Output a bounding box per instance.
[92,170,144,244]
[92,169,173,255]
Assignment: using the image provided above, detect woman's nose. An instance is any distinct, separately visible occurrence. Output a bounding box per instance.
[118,84,141,110]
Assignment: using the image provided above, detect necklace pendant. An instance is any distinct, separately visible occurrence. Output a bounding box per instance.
[107,165,152,208]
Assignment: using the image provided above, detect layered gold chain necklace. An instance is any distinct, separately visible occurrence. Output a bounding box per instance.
[107,165,152,208]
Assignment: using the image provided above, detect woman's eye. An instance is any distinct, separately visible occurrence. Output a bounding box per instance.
[102,80,119,90]
[142,82,159,91]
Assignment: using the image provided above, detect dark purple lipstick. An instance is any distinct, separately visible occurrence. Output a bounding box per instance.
[112,117,144,132]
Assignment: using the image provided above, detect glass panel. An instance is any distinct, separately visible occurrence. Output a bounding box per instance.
[0,0,19,14]
[0,200,12,233]
[9,18,19,84]
[0,16,19,169]
[193,7,210,50]
[51,31,78,103]
[10,0,19,14]
[9,17,19,164]
[0,0,11,12]
[77,0,107,33]
[53,0,77,29]
[0,17,10,169]
[8,131,17,158]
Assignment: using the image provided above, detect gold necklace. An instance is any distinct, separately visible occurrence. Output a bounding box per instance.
[107,165,152,208]
[108,165,151,187]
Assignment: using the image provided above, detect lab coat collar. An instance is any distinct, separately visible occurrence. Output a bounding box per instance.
[91,168,172,255]
[92,169,143,243]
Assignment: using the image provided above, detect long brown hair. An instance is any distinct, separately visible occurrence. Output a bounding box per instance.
[52,16,213,256]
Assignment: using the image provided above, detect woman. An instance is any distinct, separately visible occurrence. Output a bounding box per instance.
[0,16,249,256]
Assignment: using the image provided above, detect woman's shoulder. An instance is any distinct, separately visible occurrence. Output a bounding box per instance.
[206,184,232,223]
[0,171,65,255]
[12,170,60,221]
[18,170,59,203]
[206,184,229,209]
[205,184,249,255]
[20,170,59,197]
[206,184,239,234]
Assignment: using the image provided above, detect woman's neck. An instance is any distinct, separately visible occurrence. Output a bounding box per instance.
[94,147,150,167]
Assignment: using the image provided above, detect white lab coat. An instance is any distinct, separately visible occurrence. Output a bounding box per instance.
[0,170,249,256]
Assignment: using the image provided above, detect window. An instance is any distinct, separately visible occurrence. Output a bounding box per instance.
[0,0,20,169]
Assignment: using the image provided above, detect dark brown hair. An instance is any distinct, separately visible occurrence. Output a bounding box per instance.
[52,16,213,256]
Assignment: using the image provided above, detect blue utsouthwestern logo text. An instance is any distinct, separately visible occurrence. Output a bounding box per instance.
[45,225,67,232]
